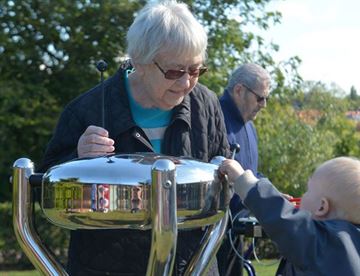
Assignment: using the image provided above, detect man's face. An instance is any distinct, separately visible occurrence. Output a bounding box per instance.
[234,82,270,122]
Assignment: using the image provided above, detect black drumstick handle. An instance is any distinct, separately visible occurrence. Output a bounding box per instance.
[230,143,240,159]
[96,60,108,128]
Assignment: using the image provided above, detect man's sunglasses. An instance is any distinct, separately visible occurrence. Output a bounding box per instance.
[242,83,269,103]
[154,61,208,80]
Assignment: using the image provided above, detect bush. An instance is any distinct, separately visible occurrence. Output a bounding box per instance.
[256,102,334,196]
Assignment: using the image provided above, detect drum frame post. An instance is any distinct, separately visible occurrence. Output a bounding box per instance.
[147,159,177,276]
[185,155,230,275]
[12,158,67,276]
[184,210,229,275]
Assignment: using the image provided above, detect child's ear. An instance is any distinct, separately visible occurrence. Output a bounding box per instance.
[314,197,330,218]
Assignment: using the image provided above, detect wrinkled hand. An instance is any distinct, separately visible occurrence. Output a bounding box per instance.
[219,159,245,183]
[77,125,115,158]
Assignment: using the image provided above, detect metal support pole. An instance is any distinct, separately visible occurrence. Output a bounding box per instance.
[184,156,230,275]
[12,158,67,276]
[184,210,229,275]
[146,159,177,276]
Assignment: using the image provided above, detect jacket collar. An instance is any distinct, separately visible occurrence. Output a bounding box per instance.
[107,68,136,138]
[220,88,245,124]
[172,92,191,128]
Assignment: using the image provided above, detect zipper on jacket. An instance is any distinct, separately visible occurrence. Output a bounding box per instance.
[132,129,155,152]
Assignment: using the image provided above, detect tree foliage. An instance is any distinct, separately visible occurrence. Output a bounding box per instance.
[0,0,144,200]
[350,85,358,101]
[188,0,302,94]
[257,81,360,196]
[347,85,360,110]
[257,101,334,196]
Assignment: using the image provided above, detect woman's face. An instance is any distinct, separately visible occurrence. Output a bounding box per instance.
[134,52,204,110]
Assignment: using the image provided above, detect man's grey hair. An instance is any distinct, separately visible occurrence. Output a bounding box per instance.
[127,1,207,64]
[226,63,271,94]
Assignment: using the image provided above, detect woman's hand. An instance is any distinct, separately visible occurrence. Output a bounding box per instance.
[77,125,115,158]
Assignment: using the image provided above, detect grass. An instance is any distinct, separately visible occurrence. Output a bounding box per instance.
[0,272,40,276]
[252,259,279,275]
[2,261,279,276]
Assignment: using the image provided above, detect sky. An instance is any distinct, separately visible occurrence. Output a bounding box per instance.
[260,0,360,93]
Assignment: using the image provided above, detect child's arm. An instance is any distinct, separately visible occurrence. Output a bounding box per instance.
[220,159,326,270]
[241,178,360,275]
[220,159,360,274]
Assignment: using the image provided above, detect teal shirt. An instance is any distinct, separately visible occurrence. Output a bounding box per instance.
[125,71,172,153]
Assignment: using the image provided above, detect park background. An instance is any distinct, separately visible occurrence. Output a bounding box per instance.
[1,0,360,272]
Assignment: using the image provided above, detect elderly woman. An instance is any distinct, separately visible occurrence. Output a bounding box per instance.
[40,1,229,275]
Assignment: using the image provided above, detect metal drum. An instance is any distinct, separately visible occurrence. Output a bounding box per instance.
[42,153,229,230]
[13,153,231,275]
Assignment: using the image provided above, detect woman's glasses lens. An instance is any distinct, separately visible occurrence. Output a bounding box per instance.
[165,68,207,79]
[165,70,186,79]
[154,61,207,80]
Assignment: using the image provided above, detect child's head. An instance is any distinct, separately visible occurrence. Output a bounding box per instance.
[301,157,360,224]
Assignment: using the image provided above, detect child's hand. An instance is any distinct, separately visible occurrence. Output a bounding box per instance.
[281,193,293,201]
[219,159,245,182]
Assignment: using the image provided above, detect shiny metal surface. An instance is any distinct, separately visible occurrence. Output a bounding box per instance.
[12,158,67,276]
[185,156,230,275]
[42,153,227,230]
[147,159,177,276]
[185,211,229,275]
[13,154,231,276]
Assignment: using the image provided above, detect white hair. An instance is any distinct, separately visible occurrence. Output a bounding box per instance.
[226,63,271,94]
[314,156,360,223]
[126,1,207,64]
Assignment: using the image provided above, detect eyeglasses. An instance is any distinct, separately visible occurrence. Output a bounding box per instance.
[154,61,208,80]
[242,83,269,103]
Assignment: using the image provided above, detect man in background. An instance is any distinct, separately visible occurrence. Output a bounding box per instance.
[220,63,270,214]
[218,63,270,275]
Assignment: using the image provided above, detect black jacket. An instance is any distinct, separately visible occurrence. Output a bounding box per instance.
[40,65,230,275]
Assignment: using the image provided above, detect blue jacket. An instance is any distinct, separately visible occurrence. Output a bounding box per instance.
[242,178,360,276]
[220,89,261,213]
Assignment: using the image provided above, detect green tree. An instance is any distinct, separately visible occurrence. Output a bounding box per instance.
[347,85,360,110]
[256,101,334,196]
[0,0,145,200]
[257,81,360,196]
[188,0,302,95]
[350,85,358,101]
